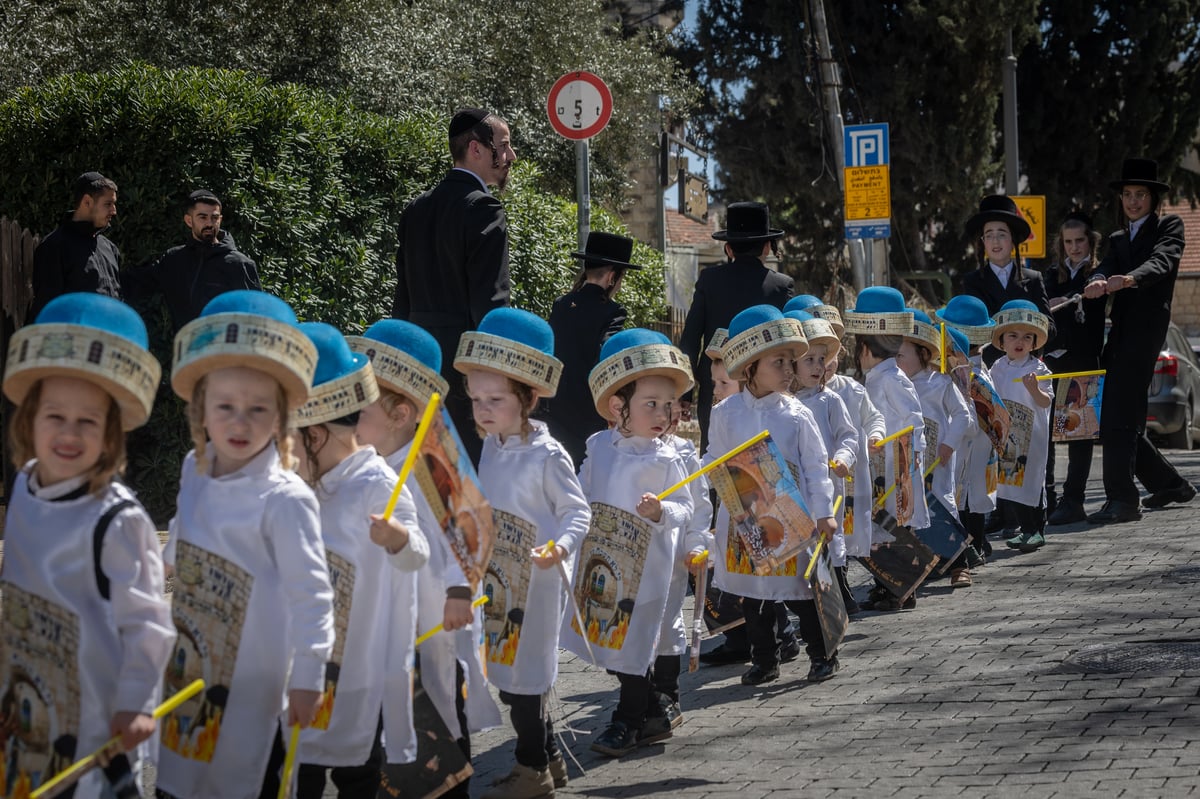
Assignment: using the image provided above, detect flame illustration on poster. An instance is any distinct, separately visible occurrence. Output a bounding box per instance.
[998,400,1034,488]
[1052,373,1103,442]
[569,504,650,651]
[965,369,1012,454]
[483,511,537,666]
[311,550,355,730]
[893,430,915,526]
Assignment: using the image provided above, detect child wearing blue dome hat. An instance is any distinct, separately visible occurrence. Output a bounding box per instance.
[292,322,430,796]
[989,300,1053,553]
[159,290,336,799]
[2,293,174,798]
[565,328,699,758]
[707,305,840,685]
[350,319,503,793]
[455,308,591,795]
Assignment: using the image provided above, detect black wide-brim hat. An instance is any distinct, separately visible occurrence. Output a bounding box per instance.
[965,194,1031,243]
[571,230,643,270]
[712,202,784,242]
[1108,157,1170,193]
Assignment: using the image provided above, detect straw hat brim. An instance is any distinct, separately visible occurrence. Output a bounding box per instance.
[843,310,914,337]
[903,321,942,353]
[346,336,449,407]
[3,323,161,430]
[723,317,809,381]
[810,306,845,338]
[296,361,381,427]
[991,321,1048,352]
[454,331,563,398]
[589,343,694,421]
[932,310,995,346]
[172,312,317,409]
[798,319,841,359]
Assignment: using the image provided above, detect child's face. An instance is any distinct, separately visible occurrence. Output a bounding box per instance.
[203,366,282,475]
[356,396,415,455]
[613,374,676,438]
[824,352,839,380]
[466,370,524,439]
[710,360,739,404]
[895,340,926,378]
[1000,329,1036,360]
[795,345,827,389]
[749,351,795,397]
[32,376,110,487]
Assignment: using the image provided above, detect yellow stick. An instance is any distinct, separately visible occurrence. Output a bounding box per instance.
[691,549,710,565]
[656,430,770,501]
[382,392,441,519]
[940,323,947,374]
[832,495,844,515]
[803,496,842,580]
[1011,369,1106,383]
[875,425,915,448]
[277,723,301,799]
[415,595,489,647]
[33,679,206,799]
[924,456,941,478]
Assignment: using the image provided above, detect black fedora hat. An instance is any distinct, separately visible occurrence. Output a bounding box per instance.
[965,194,1031,243]
[1108,157,1170,193]
[571,231,643,270]
[712,202,784,242]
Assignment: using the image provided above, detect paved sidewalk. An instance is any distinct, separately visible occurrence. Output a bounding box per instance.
[469,449,1200,798]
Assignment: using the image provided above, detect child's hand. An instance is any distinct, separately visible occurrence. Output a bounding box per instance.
[443,597,473,631]
[1021,372,1040,395]
[684,548,708,576]
[869,437,883,451]
[110,710,155,752]
[532,543,565,570]
[369,514,409,554]
[816,516,837,537]
[287,689,322,728]
[937,443,954,465]
[830,459,850,478]
[636,493,663,523]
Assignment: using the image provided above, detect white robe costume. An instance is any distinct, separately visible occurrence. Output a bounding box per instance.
[2,467,175,799]
[159,443,335,799]
[911,369,972,519]
[827,373,886,557]
[796,386,858,567]
[864,358,930,530]
[954,356,999,514]
[989,354,1053,507]
[298,447,427,767]
[657,436,715,658]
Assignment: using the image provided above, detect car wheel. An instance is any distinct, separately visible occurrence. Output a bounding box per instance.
[1167,397,1194,450]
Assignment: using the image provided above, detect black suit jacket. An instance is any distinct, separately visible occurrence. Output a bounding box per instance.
[961,262,1055,361]
[30,214,122,320]
[1042,261,1105,372]
[539,283,627,468]
[679,254,793,450]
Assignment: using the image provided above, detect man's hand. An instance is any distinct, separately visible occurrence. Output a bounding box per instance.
[1083,279,1108,299]
[1106,275,1135,294]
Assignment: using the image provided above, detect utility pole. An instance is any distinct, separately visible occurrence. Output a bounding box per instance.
[812,0,869,292]
[1002,28,1020,194]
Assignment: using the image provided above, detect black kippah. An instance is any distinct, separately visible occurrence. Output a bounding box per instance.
[448,107,491,140]
[188,188,220,204]
[74,171,108,193]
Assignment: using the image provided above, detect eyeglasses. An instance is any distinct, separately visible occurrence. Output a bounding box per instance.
[982,231,1012,241]
[1121,190,1150,201]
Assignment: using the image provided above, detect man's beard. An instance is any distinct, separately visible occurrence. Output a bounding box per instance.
[198,227,217,243]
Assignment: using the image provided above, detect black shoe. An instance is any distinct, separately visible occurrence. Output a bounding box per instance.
[965,545,985,568]
[869,594,915,612]
[637,713,674,746]
[698,643,751,666]
[1047,500,1087,526]
[806,657,840,682]
[1087,501,1142,524]
[1143,482,1197,509]
[779,638,802,663]
[591,721,638,757]
[740,663,780,686]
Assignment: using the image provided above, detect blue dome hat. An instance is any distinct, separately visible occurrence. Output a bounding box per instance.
[946,327,971,359]
[786,310,840,358]
[784,295,823,313]
[902,307,942,353]
[348,319,448,407]
[172,289,317,409]
[785,294,844,337]
[4,293,162,429]
[296,323,380,427]
[992,299,1049,351]
[455,307,563,398]
[589,328,693,420]
[723,304,809,381]
[933,295,996,346]
[844,287,913,336]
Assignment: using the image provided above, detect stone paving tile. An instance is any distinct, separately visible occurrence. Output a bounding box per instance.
[464,448,1200,797]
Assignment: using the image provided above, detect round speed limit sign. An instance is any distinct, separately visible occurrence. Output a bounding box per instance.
[547,71,613,140]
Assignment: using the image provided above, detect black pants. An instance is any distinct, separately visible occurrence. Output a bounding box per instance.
[1013,500,1045,536]
[257,724,288,799]
[743,598,827,667]
[297,715,384,799]
[498,690,557,770]
[613,652,682,728]
[442,661,472,799]
[1047,438,1095,505]
[1102,427,1188,505]
[651,654,682,704]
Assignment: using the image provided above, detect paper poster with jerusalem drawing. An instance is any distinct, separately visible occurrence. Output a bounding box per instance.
[0,584,81,797]
[312,549,355,730]
[569,503,650,651]
[483,511,537,666]
[415,407,496,591]
[161,541,252,762]
[998,400,1034,488]
[708,435,816,576]
[1053,374,1103,442]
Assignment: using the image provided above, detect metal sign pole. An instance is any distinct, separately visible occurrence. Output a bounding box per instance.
[576,138,591,252]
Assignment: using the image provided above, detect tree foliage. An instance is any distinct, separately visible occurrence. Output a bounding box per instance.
[0,0,696,206]
[680,1,1200,295]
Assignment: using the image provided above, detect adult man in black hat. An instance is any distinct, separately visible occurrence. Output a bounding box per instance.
[393,107,517,465]
[540,231,640,468]
[1083,157,1195,524]
[679,202,794,454]
[29,171,122,320]
[126,189,261,334]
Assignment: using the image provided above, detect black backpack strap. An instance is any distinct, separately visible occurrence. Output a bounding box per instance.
[93,500,136,601]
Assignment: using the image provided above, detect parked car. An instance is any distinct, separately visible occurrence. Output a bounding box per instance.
[1146,323,1200,449]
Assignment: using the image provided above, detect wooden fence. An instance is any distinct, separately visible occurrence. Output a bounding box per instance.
[1,217,39,509]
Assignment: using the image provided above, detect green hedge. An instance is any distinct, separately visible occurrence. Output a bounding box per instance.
[0,64,665,522]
